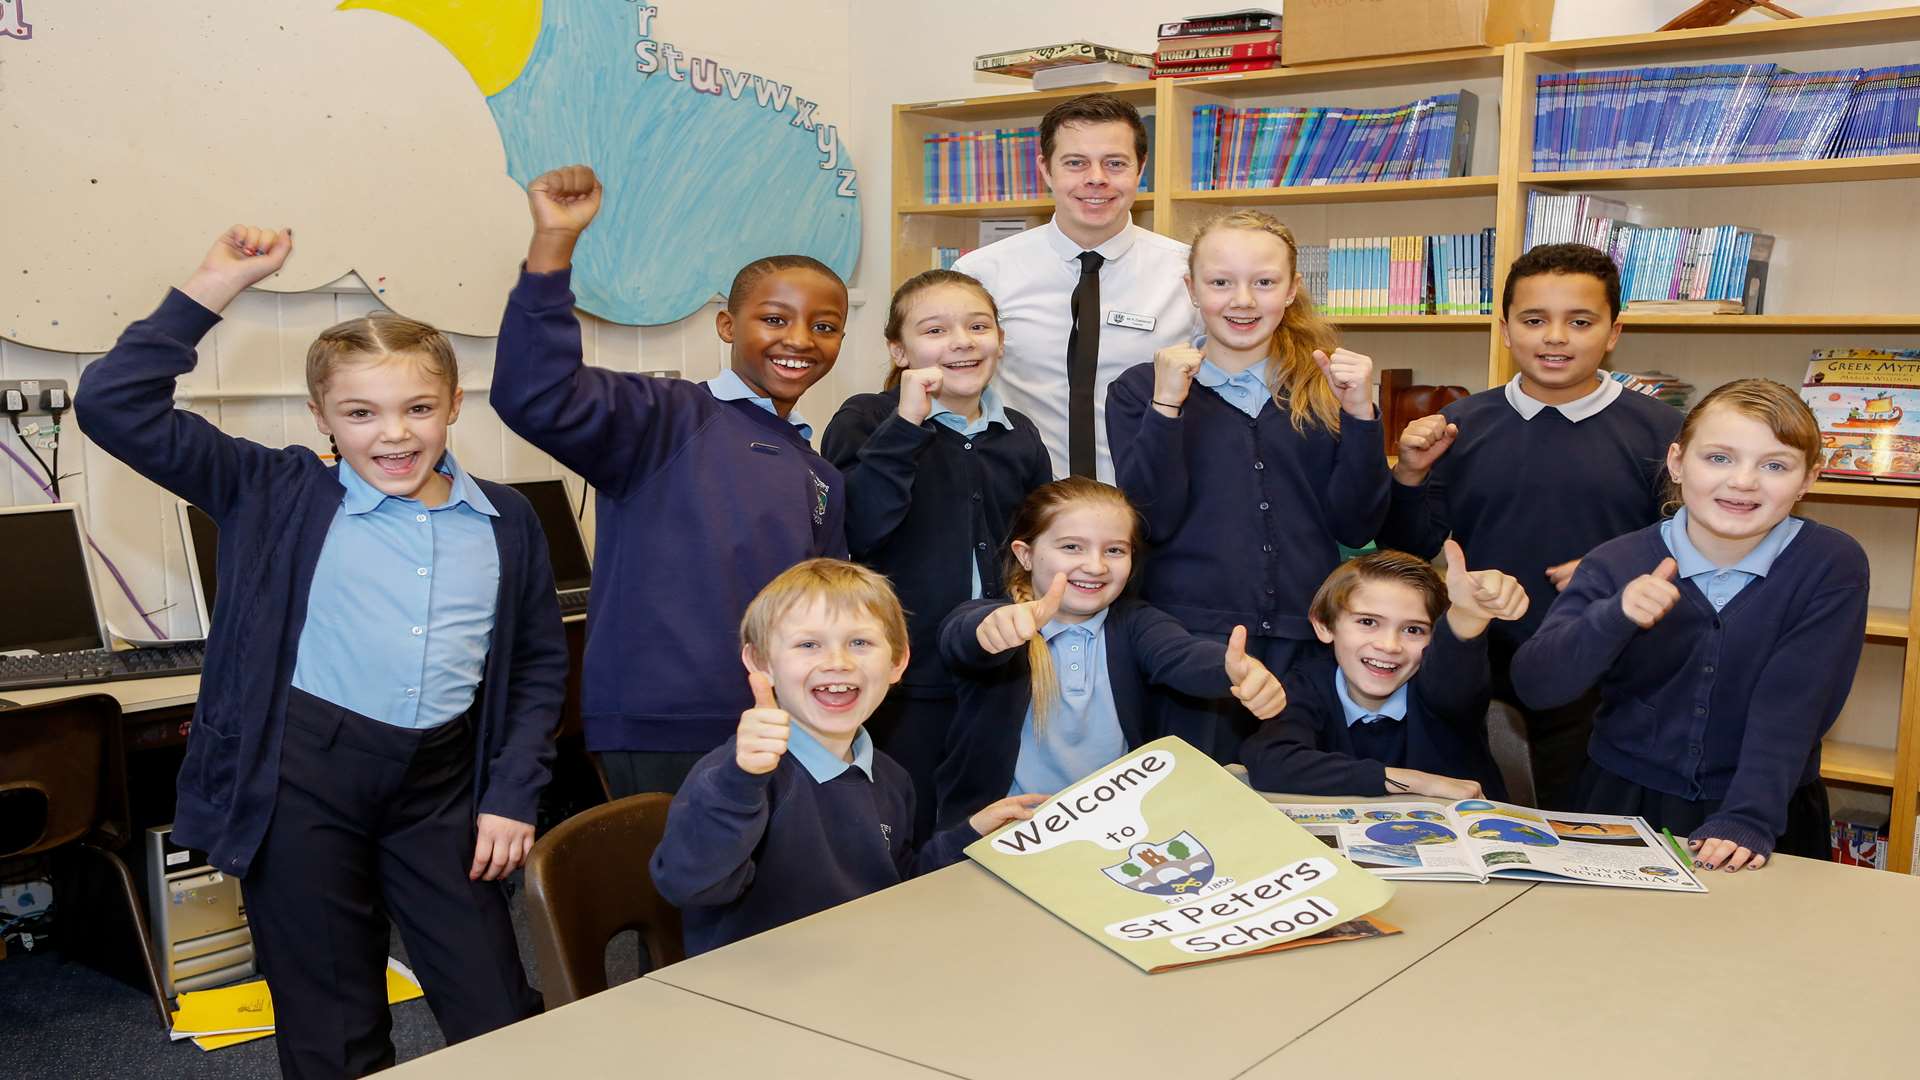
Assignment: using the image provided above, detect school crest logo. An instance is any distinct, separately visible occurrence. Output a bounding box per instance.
[1101,831,1220,898]
[808,470,830,526]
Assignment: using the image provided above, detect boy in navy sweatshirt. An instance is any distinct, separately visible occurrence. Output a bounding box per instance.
[493,165,850,798]
[1376,243,1681,808]
[1242,545,1528,800]
[651,560,1044,956]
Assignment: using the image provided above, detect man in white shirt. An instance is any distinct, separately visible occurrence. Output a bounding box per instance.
[955,94,1196,482]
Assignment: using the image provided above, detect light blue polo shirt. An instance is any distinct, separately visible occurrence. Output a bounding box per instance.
[1196,357,1274,421]
[292,452,499,728]
[1334,671,1411,728]
[1011,608,1122,796]
[1661,507,1804,612]
[784,721,877,782]
[707,369,814,440]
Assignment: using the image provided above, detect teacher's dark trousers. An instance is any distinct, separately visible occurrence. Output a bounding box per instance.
[241,688,539,1079]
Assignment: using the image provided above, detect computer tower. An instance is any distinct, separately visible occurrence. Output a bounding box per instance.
[144,825,254,996]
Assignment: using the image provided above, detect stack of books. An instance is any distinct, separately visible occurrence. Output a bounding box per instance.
[933,247,971,271]
[1302,231,1495,317]
[1152,10,1283,80]
[1607,370,1693,409]
[1190,91,1473,189]
[973,42,1153,80]
[1524,192,1773,314]
[1532,62,1920,171]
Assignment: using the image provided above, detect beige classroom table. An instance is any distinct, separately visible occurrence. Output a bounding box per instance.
[4,673,201,712]
[1244,853,1920,1079]
[645,859,1535,1080]
[380,976,950,1079]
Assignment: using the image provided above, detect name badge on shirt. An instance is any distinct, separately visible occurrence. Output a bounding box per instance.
[1106,310,1156,332]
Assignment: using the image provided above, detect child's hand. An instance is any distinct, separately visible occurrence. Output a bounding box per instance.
[734,672,791,775]
[969,792,1049,836]
[180,225,293,315]
[1151,344,1202,416]
[1619,558,1680,629]
[897,367,944,426]
[1544,559,1580,592]
[1313,348,1375,419]
[1384,767,1483,801]
[1224,626,1287,719]
[469,813,535,881]
[1392,414,1457,485]
[1443,538,1529,639]
[1690,836,1767,872]
[975,575,1067,655]
[526,164,603,271]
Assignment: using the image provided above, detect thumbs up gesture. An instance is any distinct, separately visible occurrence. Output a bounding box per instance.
[1442,539,1529,640]
[976,574,1068,655]
[1620,557,1681,629]
[1224,625,1287,719]
[1152,344,1204,416]
[1313,347,1375,419]
[897,367,945,425]
[735,672,792,775]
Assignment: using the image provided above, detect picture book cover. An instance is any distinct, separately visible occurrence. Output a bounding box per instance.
[1801,349,1920,483]
[965,737,1397,973]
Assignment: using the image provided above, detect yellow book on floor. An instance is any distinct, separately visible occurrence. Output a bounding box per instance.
[173,958,425,1051]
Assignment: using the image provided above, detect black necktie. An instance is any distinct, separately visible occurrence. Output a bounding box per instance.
[1066,250,1105,477]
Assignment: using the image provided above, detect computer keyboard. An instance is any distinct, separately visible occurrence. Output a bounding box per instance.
[557,590,589,616]
[0,643,206,692]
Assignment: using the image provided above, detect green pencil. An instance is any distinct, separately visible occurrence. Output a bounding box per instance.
[1662,827,1691,866]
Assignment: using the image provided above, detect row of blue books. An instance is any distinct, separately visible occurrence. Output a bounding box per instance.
[1190,91,1474,191]
[1525,192,1773,311]
[1299,230,1495,317]
[1533,62,1920,172]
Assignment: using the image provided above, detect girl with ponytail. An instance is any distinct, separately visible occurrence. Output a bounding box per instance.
[933,478,1286,829]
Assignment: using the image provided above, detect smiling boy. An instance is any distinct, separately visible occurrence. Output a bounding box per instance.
[651,560,1044,956]
[1375,243,1682,809]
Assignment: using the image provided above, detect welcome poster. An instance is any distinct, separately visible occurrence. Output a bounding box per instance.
[966,738,1395,973]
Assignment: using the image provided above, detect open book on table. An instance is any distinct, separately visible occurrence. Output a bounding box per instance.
[1271,799,1707,892]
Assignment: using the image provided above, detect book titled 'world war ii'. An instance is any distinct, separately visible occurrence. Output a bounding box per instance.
[965,737,1397,973]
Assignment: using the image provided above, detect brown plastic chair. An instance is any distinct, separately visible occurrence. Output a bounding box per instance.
[0,693,169,1025]
[524,793,684,1008]
[1485,700,1538,809]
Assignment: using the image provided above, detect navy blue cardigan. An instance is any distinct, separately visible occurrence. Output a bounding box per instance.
[1376,387,1680,652]
[651,738,972,955]
[934,596,1234,829]
[820,389,1053,692]
[74,290,567,878]
[1240,622,1507,800]
[1106,362,1389,642]
[1510,520,1868,857]
[492,267,847,753]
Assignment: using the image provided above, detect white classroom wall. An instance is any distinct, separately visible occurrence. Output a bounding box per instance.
[1,0,1913,642]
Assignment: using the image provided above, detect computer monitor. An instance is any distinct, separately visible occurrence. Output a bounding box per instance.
[507,478,592,594]
[0,503,109,656]
[177,501,219,637]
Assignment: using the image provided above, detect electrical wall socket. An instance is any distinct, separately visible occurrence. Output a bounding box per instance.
[0,378,72,418]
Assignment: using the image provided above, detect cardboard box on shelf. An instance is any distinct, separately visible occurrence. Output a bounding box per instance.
[1281,0,1554,66]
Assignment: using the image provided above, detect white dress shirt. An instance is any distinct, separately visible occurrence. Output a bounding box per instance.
[955,218,1196,483]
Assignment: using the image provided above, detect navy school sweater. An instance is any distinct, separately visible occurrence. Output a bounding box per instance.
[934,596,1235,830]
[1509,520,1868,857]
[820,389,1053,693]
[649,738,973,956]
[1376,386,1680,652]
[73,290,568,877]
[1106,362,1389,642]
[1240,622,1507,800]
[492,268,847,753]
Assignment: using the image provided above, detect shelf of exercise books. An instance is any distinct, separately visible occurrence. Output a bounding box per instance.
[1520,154,1920,193]
[1821,739,1899,789]
[1866,606,1911,643]
[895,197,1059,216]
[1171,176,1499,206]
[1617,314,1920,332]
[896,83,1156,123]
[1329,315,1492,328]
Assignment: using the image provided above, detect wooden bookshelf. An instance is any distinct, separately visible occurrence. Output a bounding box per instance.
[892,4,1920,872]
